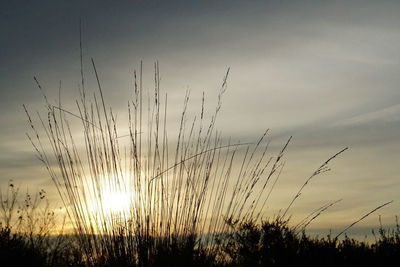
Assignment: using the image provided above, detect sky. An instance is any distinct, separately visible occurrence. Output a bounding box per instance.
[0,0,399,238]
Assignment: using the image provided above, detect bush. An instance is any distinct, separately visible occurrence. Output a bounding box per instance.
[0,227,47,267]
[221,218,400,267]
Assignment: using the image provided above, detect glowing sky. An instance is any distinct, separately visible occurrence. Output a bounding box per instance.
[1,0,399,238]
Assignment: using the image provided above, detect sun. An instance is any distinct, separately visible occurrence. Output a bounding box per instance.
[101,187,132,214]
[87,172,134,219]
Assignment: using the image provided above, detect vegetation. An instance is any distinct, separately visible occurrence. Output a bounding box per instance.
[221,218,400,267]
[0,181,82,267]
[1,185,398,267]
[1,59,397,266]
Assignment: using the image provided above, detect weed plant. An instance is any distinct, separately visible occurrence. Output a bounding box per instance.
[0,181,82,267]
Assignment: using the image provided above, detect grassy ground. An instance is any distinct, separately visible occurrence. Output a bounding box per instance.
[1,207,399,267]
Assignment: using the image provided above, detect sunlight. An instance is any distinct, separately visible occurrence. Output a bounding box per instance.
[101,184,131,214]
[87,172,135,219]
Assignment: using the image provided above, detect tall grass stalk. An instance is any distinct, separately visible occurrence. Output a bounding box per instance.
[24,60,349,266]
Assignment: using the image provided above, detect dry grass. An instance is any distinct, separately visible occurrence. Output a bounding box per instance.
[24,61,284,265]
[15,55,396,266]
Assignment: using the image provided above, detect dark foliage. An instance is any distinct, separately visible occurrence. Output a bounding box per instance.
[0,227,47,267]
[3,218,400,267]
[221,219,400,267]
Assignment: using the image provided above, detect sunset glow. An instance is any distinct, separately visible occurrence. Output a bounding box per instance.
[87,173,134,219]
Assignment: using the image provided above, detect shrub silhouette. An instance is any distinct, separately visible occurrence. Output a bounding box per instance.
[221,218,400,267]
[0,227,47,267]
[0,183,83,267]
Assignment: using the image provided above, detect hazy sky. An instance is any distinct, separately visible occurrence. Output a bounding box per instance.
[1,0,399,237]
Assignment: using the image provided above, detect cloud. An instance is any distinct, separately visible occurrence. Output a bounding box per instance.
[1,0,400,236]
[334,104,400,126]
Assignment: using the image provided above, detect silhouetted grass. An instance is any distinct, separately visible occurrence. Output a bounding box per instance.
[2,59,396,266]
[23,59,297,266]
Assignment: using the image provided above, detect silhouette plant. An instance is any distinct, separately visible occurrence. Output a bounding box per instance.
[0,182,82,267]
[21,56,395,266]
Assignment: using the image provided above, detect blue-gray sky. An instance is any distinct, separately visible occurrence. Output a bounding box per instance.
[1,0,399,237]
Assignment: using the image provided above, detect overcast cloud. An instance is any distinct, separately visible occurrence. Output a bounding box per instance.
[1,0,399,236]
